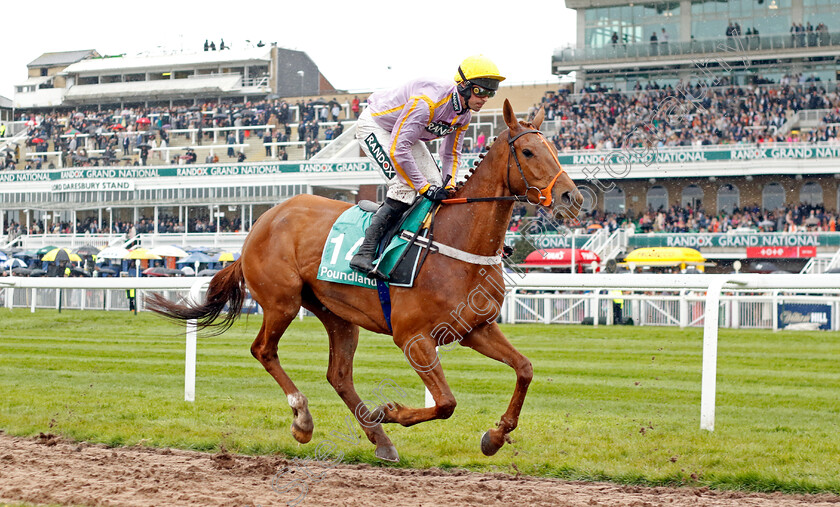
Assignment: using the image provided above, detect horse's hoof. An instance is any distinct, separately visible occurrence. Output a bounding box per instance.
[375,444,399,462]
[480,430,503,456]
[291,419,313,443]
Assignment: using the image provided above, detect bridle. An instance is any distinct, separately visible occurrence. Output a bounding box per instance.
[442,128,566,207]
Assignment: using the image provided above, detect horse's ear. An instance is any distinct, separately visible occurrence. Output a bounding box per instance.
[533,107,545,129]
[503,99,518,132]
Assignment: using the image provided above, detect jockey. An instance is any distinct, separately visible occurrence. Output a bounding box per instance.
[350,55,505,277]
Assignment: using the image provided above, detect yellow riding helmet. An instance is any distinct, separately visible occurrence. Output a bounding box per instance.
[455,55,505,91]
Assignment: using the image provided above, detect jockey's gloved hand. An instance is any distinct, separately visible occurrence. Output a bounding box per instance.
[422,185,452,202]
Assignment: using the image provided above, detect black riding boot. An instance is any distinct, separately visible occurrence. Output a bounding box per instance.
[349,198,410,276]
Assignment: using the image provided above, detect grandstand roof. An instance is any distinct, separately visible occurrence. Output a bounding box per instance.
[63,48,271,74]
[27,50,99,68]
[0,95,11,108]
[63,75,244,101]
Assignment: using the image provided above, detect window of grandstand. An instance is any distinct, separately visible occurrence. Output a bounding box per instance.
[691,0,791,39]
[604,187,626,214]
[585,2,680,48]
[800,181,823,205]
[681,184,704,210]
[762,182,786,211]
[646,185,668,212]
[804,0,840,41]
[717,184,740,214]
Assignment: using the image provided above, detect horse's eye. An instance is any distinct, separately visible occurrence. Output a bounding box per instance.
[522,149,534,158]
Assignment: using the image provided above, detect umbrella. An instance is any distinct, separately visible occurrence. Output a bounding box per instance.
[197,269,220,276]
[149,245,189,258]
[11,267,32,276]
[142,267,184,277]
[36,245,58,256]
[13,250,37,259]
[30,137,46,144]
[746,261,781,273]
[136,143,152,149]
[124,248,162,260]
[65,128,82,136]
[109,124,126,130]
[0,251,6,261]
[96,266,118,275]
[180,266,195,276]
[42,248,82,263]
[29,269,47,277]
[73,112,85,119]
[177,252,215,264]
[74,244,101,256]
[69,267,91,277]
[215,251,240,262]
[3,258,26,269]
[136,117,151,124]
[97,246,130,259]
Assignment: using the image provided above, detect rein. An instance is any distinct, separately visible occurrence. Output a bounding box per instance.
[441,129,566,206]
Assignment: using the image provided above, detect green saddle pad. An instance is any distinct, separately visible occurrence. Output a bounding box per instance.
[317,199,434,288]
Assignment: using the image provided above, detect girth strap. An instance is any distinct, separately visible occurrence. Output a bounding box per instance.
[399,231,502,266]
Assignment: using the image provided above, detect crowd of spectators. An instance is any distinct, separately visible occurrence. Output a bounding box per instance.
[4,213,243,241]
[537,75,840,151]
[3,96,364,170]
[508,202,838,236]
[5,200,836,245]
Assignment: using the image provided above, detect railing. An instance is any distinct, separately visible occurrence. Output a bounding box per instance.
[554,32,840,64]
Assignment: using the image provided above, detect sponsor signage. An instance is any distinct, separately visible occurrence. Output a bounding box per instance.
[629,233,840,248]
[777,303,832,331]
[0,161,378,183]
[504,233,590,249]
[555,145,840,166]
[746,246,817,258]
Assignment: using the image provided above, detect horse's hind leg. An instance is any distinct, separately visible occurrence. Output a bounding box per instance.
[460,323,532,456]
[251,304,314,444]
[307,303,400,462]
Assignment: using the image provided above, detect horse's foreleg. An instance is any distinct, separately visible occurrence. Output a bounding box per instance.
[371,333,457,427]
[250,305,314,444]
[460,323,533,456]
[308,304,399,462]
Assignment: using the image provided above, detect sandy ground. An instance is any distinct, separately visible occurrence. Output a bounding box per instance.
[0,432,838,507]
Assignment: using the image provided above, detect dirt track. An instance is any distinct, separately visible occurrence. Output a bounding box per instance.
[0,433,838,507]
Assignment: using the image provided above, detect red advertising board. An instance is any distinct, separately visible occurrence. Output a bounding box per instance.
[746,246,817,258]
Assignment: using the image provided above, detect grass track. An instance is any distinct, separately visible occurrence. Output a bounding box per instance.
[1,309,839,494]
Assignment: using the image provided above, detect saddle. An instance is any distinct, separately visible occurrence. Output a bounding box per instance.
[317,198,436,288]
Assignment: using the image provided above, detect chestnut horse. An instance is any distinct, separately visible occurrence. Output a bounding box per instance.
[147,99,583,462]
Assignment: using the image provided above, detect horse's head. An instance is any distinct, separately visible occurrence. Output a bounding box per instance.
[501,99,583,220]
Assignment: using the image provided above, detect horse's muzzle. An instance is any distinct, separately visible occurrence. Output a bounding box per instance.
[553,188,584,220]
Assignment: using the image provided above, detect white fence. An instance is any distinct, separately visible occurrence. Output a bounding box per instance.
[2,273,840,432]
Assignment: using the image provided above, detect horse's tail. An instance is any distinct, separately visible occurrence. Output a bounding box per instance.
[145,259,246,335]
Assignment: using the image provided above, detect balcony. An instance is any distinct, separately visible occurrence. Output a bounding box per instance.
[554,32,840,69]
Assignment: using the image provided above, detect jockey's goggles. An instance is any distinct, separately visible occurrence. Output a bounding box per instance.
[471,85,495,98]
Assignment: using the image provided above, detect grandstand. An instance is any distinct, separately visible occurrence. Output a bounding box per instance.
[4,7,840,276]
